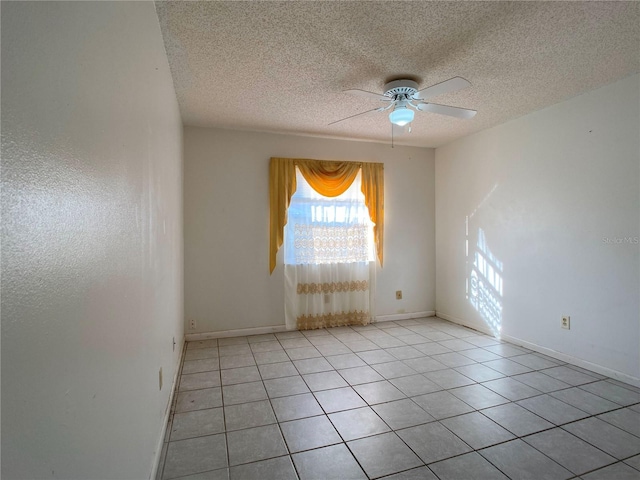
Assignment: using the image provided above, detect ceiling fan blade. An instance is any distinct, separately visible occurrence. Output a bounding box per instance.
[343,89,390,102]
[416,102,477,119]
[413,77,471,101]
[328,107,383,126]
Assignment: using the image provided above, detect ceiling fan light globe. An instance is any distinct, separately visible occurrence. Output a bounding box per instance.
[389,107,414,126]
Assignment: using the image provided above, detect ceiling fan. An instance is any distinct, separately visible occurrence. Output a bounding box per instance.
[330,77,477,128]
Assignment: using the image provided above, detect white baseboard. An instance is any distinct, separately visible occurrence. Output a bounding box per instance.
[185,313,438,340]
[185,324,289,341]
[185,312,439,339]
[149,336,185,480]
[499,334,640,388]
[376,311,435,323]
[436,311,640,388]
[435,311,493,335]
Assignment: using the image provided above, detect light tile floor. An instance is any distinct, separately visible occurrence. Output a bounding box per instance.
[157,317,640,480]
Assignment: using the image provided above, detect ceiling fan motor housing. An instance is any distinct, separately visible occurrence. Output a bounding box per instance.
[383,79,419,99]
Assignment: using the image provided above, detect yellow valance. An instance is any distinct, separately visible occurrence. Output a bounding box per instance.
[269,157,384,273]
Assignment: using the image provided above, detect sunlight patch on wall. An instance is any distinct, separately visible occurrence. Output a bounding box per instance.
[466,219,503,337]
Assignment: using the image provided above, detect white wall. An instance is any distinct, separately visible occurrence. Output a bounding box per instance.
[184,127,435,333]
[1,3,183,479]
[435,74,640,383]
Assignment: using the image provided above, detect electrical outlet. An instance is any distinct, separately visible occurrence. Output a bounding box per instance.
[396,290,402,300]
[159,367,163,391]
[561,316,570,330]
[190,319,196,330]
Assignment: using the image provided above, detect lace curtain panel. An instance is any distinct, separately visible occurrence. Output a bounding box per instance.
[285,262,374,330]
[290,223,370,264]
[284,168,375,330]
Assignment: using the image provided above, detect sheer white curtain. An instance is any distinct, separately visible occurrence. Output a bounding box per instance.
[284,168,376,330]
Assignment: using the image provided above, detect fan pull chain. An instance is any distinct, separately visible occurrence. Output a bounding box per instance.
[391,123,394,148]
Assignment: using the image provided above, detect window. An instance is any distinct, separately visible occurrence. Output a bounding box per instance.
[268,157,383,274]
[284,168,374,265]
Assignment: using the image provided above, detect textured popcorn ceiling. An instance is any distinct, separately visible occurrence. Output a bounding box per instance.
[155,1,639,147]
